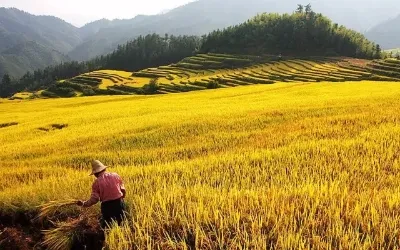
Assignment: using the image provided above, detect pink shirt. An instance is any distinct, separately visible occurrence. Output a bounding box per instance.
[83,172,125,207]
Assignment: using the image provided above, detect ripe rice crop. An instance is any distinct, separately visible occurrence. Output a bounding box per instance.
[1,82,400,248]
[62,56,400,97]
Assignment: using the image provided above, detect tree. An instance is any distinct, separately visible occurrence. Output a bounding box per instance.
[143,78,160,94]
[305,4,312,14]
[375,44,382,58]
[0,73,12,98]
[296,4,304,13]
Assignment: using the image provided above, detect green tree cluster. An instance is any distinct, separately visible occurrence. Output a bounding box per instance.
[104,34,201,71]
[201,5,381,59]
[0,74,12,98]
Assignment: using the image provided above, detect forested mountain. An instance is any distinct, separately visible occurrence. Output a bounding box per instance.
[0,41,69,78]
[0,8,79,78]
[69,0,400,60]
[0,6,382,98]
[201,6,380,58]
[78,19,113,40]
[67,0,277,61]
[1,0,399,79]
[0,8,81,53]
[67,0,400,62]
[0,34,200,97]
[365,15,400,49]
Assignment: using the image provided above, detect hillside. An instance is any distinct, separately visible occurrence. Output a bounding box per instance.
[11,53,400,100]
[2,82,400,248]
[200,10,379,58]
[0,8,81,53]
[78,19,113,40]
[366,15,400,49]
[0,8,79,78]
[68,0,400,61]
[1,34,201,98]
[68,0,288,61]
[2,9,385,99]
[0,41,69,78]
[1,1,400,79]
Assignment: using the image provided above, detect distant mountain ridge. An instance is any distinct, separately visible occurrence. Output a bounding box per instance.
[0,8,81,53]
[1,0,400,79]
[69,0,400,61]
[366,15,400,49]
[0,7,80,78]
[0,41,69,78]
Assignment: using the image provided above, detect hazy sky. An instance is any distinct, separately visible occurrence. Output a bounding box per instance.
[0,0,194,27]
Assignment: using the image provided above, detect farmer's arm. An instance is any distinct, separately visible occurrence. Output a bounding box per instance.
[80,182,100,207]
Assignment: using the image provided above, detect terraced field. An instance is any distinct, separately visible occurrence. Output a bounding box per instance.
[132,55,400,94]
[70,70,137,90]
[24,54,400,98]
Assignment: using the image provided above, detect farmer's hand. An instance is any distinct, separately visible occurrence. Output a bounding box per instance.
[76,200,84,206]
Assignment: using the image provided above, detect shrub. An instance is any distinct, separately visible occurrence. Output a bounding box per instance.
[142,79,160,94]
[41,91,59,98]
[82,89,96,96]
[207,81,219,89]
[46,85,76,98]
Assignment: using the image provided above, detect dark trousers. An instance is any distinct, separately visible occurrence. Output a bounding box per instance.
[100,198,126,228]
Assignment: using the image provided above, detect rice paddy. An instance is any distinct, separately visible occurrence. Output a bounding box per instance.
[35,54,398,98]
[1,81,400,249]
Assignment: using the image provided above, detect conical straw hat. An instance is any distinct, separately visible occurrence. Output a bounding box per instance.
[90,160,107,175]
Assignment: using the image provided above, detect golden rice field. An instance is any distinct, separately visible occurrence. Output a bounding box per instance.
[2,81,400,249]
[17,54,400,99]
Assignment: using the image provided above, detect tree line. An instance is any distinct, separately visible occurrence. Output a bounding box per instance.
[0,5,383,98]
[201,4,381,58]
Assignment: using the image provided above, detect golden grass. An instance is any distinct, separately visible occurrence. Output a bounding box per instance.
[2,82,400,248]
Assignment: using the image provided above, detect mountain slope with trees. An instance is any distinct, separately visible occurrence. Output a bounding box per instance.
[67,0,400,61]
[0,6,383,98]
[0,41,70,78]
[0,8,81,53]
[0,34,201,97]
[67,0,283,61]
[201,5,381,59]
[0,8,80,78]
[1,0,398,79]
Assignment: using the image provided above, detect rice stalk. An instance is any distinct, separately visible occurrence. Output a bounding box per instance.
[36,199,78,221]
[42,219,81,250]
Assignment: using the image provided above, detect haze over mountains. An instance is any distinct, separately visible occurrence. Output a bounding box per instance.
[366,14,400,50]
[1,0,400,79]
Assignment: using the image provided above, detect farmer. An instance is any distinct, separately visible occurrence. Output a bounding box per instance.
[76,160,126,228]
